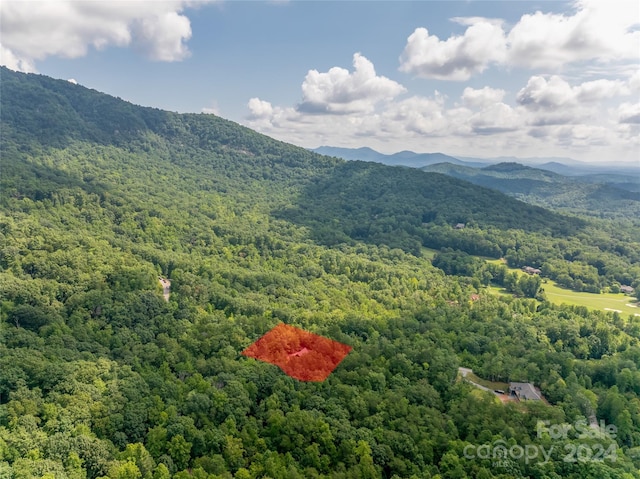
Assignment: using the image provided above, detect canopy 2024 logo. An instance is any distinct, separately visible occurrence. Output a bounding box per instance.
[463,420,618,467]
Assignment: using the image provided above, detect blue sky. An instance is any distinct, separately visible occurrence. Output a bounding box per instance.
[1,1,639,163]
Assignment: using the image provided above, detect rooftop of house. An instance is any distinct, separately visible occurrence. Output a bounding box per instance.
[522,266,542,274]
[509,382,541,401]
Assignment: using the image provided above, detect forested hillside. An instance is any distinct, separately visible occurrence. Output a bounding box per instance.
[420,163,640,219]
[1,67,640,479]
[313,147,640,219]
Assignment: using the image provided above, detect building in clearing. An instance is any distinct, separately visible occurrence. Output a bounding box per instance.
[620,285,634,294]
[455,223,465,229]
[509,382,541,401]
[522,266,542,275]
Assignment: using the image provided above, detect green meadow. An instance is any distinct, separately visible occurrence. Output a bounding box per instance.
[421,247,438,259]
[542,281,639,316]
[484,260,639,316]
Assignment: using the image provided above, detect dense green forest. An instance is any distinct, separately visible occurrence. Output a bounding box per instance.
[1,67,639,479]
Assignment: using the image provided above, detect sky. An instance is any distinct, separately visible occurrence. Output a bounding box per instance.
[1,0,639,164]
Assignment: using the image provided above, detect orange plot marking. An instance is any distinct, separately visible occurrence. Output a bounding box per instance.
[242,323,352,382]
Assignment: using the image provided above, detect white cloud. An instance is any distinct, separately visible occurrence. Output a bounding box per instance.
[298,53,406,114]
[618,102,640,124]
[0,0,205,71]
[400,1,639,81]
[507,0,640,69]
[451,16,504,27]
[517,75,630,110]
[238,2,640,163]
[515,74,638,132]
[629,70,640,93]
[0,43,36,72]
[469,103,522,135]
[248,98,274,119]
[382,95,449,136]
[133,11,192,62]
[517,76,577,109]
[245,67,639,163]
[67,78,78,84]
[202,100,220,115]
[399,21,507,81]
[461,87,506,108]
[576,78,630,101]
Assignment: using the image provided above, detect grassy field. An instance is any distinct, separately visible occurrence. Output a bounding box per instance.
[485,262,639,316]
[542,281,639,316]
[432,253,639,316]
[486,258,507,267]
[421,247,438,259]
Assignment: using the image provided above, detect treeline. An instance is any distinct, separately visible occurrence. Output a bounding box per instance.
[431,249,542,298]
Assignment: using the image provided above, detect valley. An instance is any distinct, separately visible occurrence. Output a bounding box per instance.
[315,146,640,219]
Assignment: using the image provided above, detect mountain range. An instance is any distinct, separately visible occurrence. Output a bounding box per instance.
[313,146,640,217]
[312,146,487,168]
[312,146,640,176]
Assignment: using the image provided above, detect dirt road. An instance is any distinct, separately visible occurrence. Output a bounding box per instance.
[159,277,171,302]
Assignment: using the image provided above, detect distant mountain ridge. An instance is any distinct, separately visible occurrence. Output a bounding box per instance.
[314,146,639,177]
[312,146,488,168]
[421,162,640,217]
[314,146,640,217]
